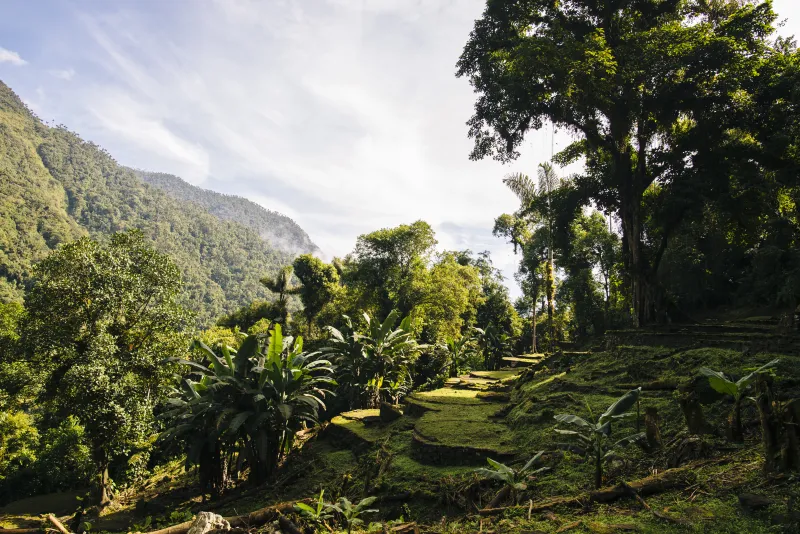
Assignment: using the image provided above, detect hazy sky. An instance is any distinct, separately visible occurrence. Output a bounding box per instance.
[1,0,798,297]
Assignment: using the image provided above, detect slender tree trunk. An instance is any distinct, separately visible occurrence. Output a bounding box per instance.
[546,257,555,353]
[604,274,610,333]
[531,305,537,353]
[728,398,744,443]
[755,375,780,472]
[594,441,603,489]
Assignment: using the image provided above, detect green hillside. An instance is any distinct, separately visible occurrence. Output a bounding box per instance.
[0,80,301,325]
[133,170,319,256]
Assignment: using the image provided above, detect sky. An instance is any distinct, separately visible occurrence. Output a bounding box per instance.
[1,0,799,299]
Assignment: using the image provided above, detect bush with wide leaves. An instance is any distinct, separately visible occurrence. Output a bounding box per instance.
[161,325,334,497]
[322,310,421,409]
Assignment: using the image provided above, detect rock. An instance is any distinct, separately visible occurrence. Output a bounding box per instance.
[738,493,775,511]
[187,512,230,534]
[380,402,403,422]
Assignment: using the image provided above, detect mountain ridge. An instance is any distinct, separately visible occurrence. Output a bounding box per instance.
[132,169,319,256]
[0,79,311,325]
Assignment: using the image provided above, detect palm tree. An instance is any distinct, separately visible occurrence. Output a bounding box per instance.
[502,162,563,353]
[260,265,299,325]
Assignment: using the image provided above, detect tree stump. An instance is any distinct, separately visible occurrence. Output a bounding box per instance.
[679,392,707,435]
[755,375,781,472]
[782,399,800,471]
[645,407,662,450]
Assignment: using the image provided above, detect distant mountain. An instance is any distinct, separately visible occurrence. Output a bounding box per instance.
[0,80,312,325]
[133,170,319,256]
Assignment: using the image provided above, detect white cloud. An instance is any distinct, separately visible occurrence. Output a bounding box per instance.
[50,68,76,80]
[29,0,777,296]
[0,47,26,65]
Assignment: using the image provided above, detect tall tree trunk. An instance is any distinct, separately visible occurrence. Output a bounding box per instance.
[531,305,537,353]
[91,449,112,507]
[545,257,555,353]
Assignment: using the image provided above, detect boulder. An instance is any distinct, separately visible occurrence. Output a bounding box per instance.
[187,512,230,534]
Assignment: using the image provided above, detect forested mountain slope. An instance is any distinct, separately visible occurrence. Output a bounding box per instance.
[0,80,302,325]
[133,170,318,256]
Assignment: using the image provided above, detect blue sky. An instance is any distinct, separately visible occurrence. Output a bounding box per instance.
[1,0,799,298]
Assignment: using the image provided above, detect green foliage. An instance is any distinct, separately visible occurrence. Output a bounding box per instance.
[162,326,335,494]
[34,416,93,494]
[442,334,477,377]
[554,388,644,489]
[325,496,379,534]
[260,265,300,325]
[345,220,437,318]
[0,411,38,483]
[293,254,340,335]
[0,81,306,325]
[699,359,779,441]
[294,489,334,529]
[458,0,783,324]
[475,453,547,504]
[473,324,513,371]
[217,300,283,332]
[322,311,421,409]
[22,231,191,505]
[134,170,318,256]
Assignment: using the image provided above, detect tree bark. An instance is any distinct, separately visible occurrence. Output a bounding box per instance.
[91,448,112,507]
[545,259,555,353]
[755,375,780,472]
[781,399,800,471]
[728,398,744,443]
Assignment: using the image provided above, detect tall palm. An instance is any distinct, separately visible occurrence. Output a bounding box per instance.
[260,265,299,324]
[502,163,563,353]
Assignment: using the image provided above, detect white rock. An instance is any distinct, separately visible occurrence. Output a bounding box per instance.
[186,512,230,534]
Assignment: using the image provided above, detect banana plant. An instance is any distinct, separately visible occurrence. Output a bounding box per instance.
[294,489,334,530]
[475,452,548,506]
[443,334,476,377]
[553,388,644,489]
[473,324,513,371]
[699,359,779,442]
[161,326,335,491]
[323,311,420,408]
[325,496,379,534]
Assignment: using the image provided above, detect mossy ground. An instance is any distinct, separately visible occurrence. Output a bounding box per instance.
[4,328,800,532]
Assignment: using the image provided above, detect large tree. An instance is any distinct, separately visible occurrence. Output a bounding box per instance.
[345,221,437,318]
[457,0,777,324]
[292,254,340,335]
[23,231,190,505]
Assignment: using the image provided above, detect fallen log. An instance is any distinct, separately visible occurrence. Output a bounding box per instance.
[47,516,70,534]
[276,516,302,534]
[144,500,302,534]
[479,462,700,516]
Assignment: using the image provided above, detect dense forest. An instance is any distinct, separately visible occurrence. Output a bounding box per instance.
[1,0,800,533]
[0,81,314,324]
[133,171,318,257]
